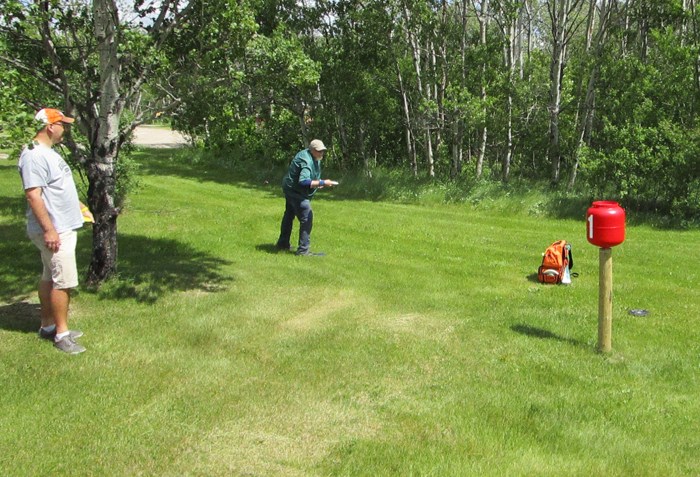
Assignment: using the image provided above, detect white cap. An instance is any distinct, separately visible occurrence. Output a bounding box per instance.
[309,139,327,151]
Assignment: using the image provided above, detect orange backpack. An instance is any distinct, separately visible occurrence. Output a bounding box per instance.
[538,240,573,284]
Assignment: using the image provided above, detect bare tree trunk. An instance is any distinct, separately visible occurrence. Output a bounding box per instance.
[639,1,649,61]
[622,0,631,54]
[451,0,470,178]
[498,3,518,182]
[400,3,430,177]
[425,129,435,177]
[396,61,418,176]
[503,94,513,181]
[473,0,490,179]
[86,0,122,286]
[546,0,584,184]
[434,0,450,177]
[523,0,534,71]
[516,1,526,79]
[548,0,566,184]
[424,36,435,178]
[452,0,468,178]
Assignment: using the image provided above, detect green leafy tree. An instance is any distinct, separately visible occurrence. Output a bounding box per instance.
[583,24,700,223]
[0,0,194,285]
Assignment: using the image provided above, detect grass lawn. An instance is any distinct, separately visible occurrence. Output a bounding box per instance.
[1,149,699,476]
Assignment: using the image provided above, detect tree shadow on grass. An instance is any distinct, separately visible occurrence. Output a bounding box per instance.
[0,301,41,335]
[511,324,586,348]
[0,223,43,303]
[92,234,233,304]
[255,243,295,255]
[0,207,48,334]
[0,194,25,218]
[0,220,233,307]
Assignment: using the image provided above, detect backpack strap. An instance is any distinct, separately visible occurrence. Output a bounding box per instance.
[567,244,573,270]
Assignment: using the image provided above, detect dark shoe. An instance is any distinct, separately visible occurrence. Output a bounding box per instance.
[275,243,293,252]
[54,335,86,355]
[39,328,84,341]
[295,250,326,256]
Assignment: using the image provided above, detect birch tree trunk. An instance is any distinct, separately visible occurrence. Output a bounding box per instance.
[547,0,566,184]
[401,0,436,177]
[569,0,614,190]
[435,0,450,176]
[86,0,122,286]
[473,0,490,179]
[682,0,689,45]
[522,0,534,76]
[396,61,418,176]
[495,0,519,182]
[546,0,584,184]
[622,0,631,54]
[451,0,470,178]
[421,34,435,177]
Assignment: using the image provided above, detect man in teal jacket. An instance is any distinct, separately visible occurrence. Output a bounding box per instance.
[276,139,338,256]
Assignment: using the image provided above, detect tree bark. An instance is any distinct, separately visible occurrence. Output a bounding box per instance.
[495,1,519,182]
[86,0,122,286]
[548,0,566,184]
[473,0,490,179]
[451,0,470,178]
[569,0,613,190]
[396,60,418,176]
[546,0,584,184]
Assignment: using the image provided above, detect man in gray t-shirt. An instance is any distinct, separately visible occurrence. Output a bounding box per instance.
[18,108,93,354]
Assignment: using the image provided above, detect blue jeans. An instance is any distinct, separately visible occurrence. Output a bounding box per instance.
[277,196,313,253]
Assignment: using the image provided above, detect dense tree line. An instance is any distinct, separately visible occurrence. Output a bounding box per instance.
[166,0,699,222]
[1,0,698,282]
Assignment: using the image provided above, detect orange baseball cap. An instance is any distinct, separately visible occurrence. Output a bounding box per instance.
[35,108,75,125]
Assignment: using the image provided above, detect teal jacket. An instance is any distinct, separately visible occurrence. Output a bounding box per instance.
[282,148,321,200]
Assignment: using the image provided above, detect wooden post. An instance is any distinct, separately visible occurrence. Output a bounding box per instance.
[597,247,613,353]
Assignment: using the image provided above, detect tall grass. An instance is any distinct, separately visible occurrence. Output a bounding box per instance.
[1,150,699,476]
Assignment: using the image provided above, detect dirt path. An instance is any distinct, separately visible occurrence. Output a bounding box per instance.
[132,125,189,148]
[0,125,187,160]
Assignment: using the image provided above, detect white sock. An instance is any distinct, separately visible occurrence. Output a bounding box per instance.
[55,331,70,342]
[41,325,56,333]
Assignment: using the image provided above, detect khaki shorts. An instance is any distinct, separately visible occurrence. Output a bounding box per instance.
[29,230,79,289]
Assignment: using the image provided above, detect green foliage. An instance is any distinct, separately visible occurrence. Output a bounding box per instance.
[578,28,700,226]
[247,30,321,90]
[581,119,700,225]
[0,45,48,153]
[4,0,700,226]
[113,154,141,209]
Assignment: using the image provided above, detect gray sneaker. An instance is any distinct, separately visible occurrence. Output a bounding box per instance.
[39,328,83,341]
[295,250,326,256]
[54,335,86,355]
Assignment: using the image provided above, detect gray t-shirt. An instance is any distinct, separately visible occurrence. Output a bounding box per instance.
[18,143,83,235]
